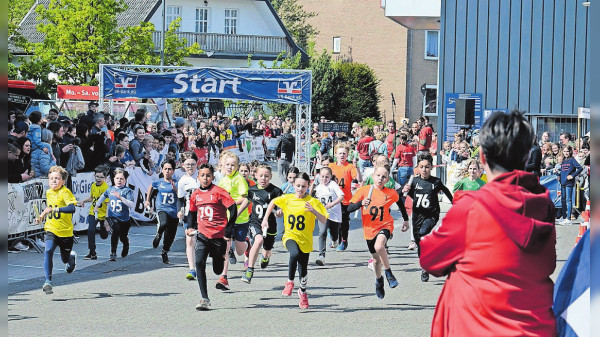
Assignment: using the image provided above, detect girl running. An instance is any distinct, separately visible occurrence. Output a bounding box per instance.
[313,166,343,265]
[186,164,238,310]
[145,160,179,264]
[216,151,250,290]
[239,163,256,187]
[177,156,200,280]
[95,168,135,262]
[348,164,403,299]
[262,172,329,309]
[242,164,283,283]
[77,166,110,260]
[36,166,78,294]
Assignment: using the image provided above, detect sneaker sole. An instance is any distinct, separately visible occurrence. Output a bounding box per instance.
[216,283,230,291]
[186,274,196,280]
[388,282,398,288]
[195,305,210,311]
[241,277,251,284]
[315,259,325,266]
[43,285,53,294]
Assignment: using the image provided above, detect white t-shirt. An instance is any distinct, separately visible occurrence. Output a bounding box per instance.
[314,180,344,223]
[177,174,199,215]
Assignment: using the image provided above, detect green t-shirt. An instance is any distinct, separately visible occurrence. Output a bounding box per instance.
[453,177,486,193]
[310,142,320,158]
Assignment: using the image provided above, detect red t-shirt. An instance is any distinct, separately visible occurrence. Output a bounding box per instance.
[386,132,397,157]
[357,136,374,160]
[394,143,417,167]
[418,126,433,151]
[189,185,235,239]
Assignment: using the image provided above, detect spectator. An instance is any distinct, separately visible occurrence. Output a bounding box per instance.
[559,132,575,148]
[355,127,374,176]
[385,120,402,158]
[420,110,557,336]
[31,129,56,177]
[551,142,561,158]
[557,145,583,224]
[417,116,433,153]
[46,121,72,166]
[538,131,550,147]
[16,137,34,180]
[129,125,146,165]
[27,111,45,153]
[320,132,332,155]
[525,138,542,177]
[541,142,554,166]
[47,108,59,122]
[8,143,30,183]
[80,101,99,129]
[276,126,295,182]
[9,120,29,143]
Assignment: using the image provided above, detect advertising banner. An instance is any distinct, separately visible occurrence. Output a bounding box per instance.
[70,172,97,231]
[102,66,312,104]
[8,179,48,236]
[125,167,158,222]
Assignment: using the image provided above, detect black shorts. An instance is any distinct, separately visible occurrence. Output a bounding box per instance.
[44,231,74,253]
[248,223,277,251]
[196,233,227,258]
[413,214,439,238]
[366,229,391,254]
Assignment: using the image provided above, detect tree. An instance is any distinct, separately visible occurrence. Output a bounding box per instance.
[270,0,318,52]
[336,61,381,122]
[309,50,342,122]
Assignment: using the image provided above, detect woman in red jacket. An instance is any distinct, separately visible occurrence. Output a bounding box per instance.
[420,110,557,337]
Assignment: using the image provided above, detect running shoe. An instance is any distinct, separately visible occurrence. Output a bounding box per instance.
[186,270,197,280]
[260,255,270,269]
[229,248,237,264]
[336,240,347,251]
[161,251,169,264]
[385,269,398,288]
[109,253,117,261]
[421,270,429,282]
[121,243,129,258]
[315,255,325,266]
[282,280,294,296]
[84,252,97,260]
[42,281,53,294]
[65,251,77,273]
[375,277,385,299]
[152,231,162,249]
[367,258,374,271]
[216,276,230,291]
[14,242,29,251]
[241,269,254,284]
[298,288,309,309]
[243,261,249,271]
[408,241,417,250]
[329,241,338,249]
[245,237,252,258]
[196,298,211,311]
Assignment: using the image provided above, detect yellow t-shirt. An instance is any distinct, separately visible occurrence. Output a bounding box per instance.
[218,171,249,224]
[45,186,78,237]
[89,182,109,219]
[273,194,329,253]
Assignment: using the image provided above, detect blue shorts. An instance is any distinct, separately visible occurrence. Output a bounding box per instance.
[232,223,250,242]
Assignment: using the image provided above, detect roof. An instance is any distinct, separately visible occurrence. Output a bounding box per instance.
[10,0,162,53]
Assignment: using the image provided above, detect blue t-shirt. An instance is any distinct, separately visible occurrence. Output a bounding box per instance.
[103,186,135,221]
[152,179,178,218]
[281,182,295,194]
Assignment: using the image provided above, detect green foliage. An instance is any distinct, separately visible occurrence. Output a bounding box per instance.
[309,50,342,122]
[336,61,381,122]
[359,117,383,129]
[269,0,318,51]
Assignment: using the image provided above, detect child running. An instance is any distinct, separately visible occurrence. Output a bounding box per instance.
[77,166,111,260]
[36,166,78,294]
[216,151,250,290]
[329,143,360,250]
[262,172,329,309]
[186,164,238,310]
[280,166,299,194]
[402,152,453,282]
[177,156,199,280]
[453,158,486,192]
[145,160,179,264]
[313,166,344,265]
[95,168,135,262]
[242,164,283,283]
[347,164,404,299]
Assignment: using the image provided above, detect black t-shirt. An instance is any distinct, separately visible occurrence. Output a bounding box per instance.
[248,184,283,227]
[408,175,453,219]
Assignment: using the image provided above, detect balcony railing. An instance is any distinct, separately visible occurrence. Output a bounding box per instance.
[152,31,294,56]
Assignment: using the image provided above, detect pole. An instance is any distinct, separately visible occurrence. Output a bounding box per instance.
[391,92,396,123]
[161,0,166,66]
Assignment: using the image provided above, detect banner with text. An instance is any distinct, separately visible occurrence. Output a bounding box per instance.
[8,179,48,236]
[102,66,312,104]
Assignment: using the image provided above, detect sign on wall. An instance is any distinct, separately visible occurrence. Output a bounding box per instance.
[444,93,483,142]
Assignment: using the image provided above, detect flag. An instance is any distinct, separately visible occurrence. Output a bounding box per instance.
[553,230,590,337]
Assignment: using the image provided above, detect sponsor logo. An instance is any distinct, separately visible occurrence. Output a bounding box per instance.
[115,75,138,88]
[277,79,302,94]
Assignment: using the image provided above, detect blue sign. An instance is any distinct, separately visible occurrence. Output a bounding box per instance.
[444,93,483,142]
[102,66,312,104]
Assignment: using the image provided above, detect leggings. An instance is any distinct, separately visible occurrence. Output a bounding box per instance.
[44,232,74,281]
[340,204,350,242]
[318,219,340,256]
[286,240,309,282]
[157,211,179,252]
[87,215,107,254]
[108,218,131,254]
[195,234,226,299]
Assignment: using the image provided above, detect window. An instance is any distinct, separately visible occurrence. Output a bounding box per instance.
[195,8,210,33]
[166,6,182,31]
[224,9,238,34]
[424,30,439,59]
[332,37,341,54]
[422,85,438,116]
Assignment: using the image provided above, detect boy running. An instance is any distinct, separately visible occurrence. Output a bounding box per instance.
[402,152,453,282]
[36,166,78,294]
[77,166,111,260]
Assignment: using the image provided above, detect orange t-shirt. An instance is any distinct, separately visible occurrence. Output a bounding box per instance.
[350,185,399,240]
[329,162,358,205]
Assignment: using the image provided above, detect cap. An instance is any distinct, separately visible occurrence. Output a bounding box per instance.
[232,117,238,121]
[174,117,185,126]
[57,115,71,123]
[14,121,29,133]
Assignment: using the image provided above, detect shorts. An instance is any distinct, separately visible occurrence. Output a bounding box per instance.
[248,223,277,251]
[196,232,227,258]
[366,229,391,254]
[232,222,250,242]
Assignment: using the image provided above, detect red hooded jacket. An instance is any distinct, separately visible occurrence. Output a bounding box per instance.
[420,170,557,337]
